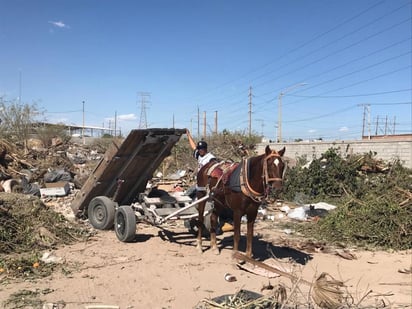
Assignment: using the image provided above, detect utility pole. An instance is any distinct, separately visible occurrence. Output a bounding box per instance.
[375,115,379,136]
[114,110,117,137]
[214,111,218,135]
[19,70,22,105]
[256,119,264,138]
[393,116,396,134]
[197,106,200,139]
[82,101,85,145]
[277,83,307,143]
[248,86,253,138]
[385,116,388,135]
[203,111,206,139]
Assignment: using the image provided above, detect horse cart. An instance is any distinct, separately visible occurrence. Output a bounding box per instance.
[70,128,211,242]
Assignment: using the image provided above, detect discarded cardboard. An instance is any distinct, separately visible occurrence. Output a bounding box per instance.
[40,182,70,197]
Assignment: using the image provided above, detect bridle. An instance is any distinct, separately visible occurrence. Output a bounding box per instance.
[240,151,285,202]
[262,152,285,185]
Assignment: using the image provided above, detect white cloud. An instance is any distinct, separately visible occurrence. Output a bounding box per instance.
[118,114,137,121]
[104,114,137,122]
[54,118,69,123]
[49,21,70,29]
[339,126,349,132]
[308,129,317,133]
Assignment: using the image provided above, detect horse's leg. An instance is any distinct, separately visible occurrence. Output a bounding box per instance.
[232,209,243,252]
[195,191,206,253]
[245,207,258,258]
[209,208,219,254]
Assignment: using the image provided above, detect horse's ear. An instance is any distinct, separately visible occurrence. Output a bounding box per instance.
[278,147,286,157]
[265,145,271,155]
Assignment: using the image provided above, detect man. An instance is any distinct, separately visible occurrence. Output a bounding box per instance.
[186,129,216,171]
[185,129,234,233]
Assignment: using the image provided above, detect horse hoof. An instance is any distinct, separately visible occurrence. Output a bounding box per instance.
[196,246,203,254]
[212,247,220,255]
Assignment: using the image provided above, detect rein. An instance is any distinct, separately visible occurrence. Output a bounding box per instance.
[240,152,283,202]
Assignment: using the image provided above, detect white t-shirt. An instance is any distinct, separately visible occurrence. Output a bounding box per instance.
[195,151,216,171]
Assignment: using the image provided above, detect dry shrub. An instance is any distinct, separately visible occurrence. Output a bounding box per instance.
[283,148,412,250]
[0,193,92,254]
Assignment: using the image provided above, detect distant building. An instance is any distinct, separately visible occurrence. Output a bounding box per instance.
[33,122,121,137]
[362,134,412,141]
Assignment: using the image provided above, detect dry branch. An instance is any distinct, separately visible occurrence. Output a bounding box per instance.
[233,251,344,309]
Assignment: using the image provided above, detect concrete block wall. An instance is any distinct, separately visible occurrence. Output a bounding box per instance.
[257,139,412,169]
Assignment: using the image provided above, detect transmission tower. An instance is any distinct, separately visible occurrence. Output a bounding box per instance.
[360,104,371,139]
[374,115,396,135]
[137,92,151,129]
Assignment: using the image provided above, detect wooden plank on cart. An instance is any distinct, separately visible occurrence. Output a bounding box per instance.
[70,128,186,217]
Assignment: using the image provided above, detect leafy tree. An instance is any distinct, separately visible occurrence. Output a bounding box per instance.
[0,98,43,149]
[36,123,70,147]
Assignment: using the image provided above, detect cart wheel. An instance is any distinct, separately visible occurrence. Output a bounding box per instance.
[88,196,116,230]
[115,206,136,242]
[186,212,211,237]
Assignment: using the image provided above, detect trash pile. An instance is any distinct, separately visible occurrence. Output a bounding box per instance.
[0,137,101,281]
[0,138,104,196]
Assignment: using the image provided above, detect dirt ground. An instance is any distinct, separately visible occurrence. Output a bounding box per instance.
[0,214,411,309]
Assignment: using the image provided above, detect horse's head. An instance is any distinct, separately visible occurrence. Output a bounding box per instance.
[263,145,286,192]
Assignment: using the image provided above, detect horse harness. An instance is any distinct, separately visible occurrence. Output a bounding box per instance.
[201,151,284,204]
[239,151,284,203]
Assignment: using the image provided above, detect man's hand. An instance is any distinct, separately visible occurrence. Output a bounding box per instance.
[186,129,196,150]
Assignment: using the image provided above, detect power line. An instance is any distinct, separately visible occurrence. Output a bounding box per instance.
[183,1,397,109]
[204,5,411,110]
[285,105,358,123]
[175,1,411,139]
[253,20,411,103]
[284,50,411,102]
[287,88,411,98]
[283,65,412,107]
[45,110,82,113]
[249,4,411,95]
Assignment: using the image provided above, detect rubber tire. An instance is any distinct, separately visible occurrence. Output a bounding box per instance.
[114,206,136,242]
[187,212,211,237]
[88,196,116,230]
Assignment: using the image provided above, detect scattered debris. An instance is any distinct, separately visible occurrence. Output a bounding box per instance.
[312,272,345,309]
[335,249,357,260]
[39,181,71,197]
[233,251,345,309]
[224,273,237,282]
[398,267,412,274]
[236,257,291,278]
[40,252,63,264]
[197,289,276,309]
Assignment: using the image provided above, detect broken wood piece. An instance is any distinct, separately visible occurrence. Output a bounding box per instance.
[335,249,357,260]
[236,257,291,278]
[84,305,120,309]
[232,251,345,309]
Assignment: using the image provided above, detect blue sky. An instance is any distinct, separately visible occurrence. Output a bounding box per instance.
[0,0,411,141]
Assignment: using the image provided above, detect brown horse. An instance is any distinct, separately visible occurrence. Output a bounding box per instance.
[195,145,286,257]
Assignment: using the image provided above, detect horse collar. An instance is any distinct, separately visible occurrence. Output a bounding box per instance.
[240,158,266,203]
